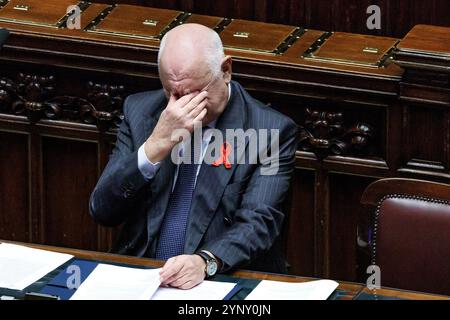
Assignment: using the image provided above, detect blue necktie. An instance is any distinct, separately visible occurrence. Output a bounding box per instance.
[155,135,201,260]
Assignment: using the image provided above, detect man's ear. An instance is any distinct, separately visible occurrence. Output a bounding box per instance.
[221,56,232,84]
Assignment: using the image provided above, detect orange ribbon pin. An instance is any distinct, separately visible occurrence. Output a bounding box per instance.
[212,142,232,169]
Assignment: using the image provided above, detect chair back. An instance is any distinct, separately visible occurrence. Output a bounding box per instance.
[361,178,450,295]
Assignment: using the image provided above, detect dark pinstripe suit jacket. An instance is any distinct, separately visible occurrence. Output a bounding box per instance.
[89,81,298,273]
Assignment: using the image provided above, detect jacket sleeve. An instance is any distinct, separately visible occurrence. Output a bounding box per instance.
[205,118,299,272]
[89,96,155,227]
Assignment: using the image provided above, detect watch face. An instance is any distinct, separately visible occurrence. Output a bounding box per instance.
[206,261,218,276]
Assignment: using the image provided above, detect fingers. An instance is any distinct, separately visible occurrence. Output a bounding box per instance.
[179,281,196,290]
[189,99,208,120]
[168,91,208,121]
[173,92,196,108]
[177,93,208,130]
[161,267,186,285]
[166,271,200,290]
[159,255,205,289]
[193,108,208,123]
[165,273,196,290]
[169,93,177,104]
[160,257,183,284]
[183,91,208,113]
[167,274,191,288]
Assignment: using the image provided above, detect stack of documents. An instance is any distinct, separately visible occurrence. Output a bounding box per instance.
[152,280,237,300]
[0,243,338,300]
[70,264,162,300]
[245,279,339,300]
[70,263,237,300]
[0,243,73,290]
[0,243,236,300]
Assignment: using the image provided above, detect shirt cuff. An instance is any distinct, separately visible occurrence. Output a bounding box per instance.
[137,143,161,180]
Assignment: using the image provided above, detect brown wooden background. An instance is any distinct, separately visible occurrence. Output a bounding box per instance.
[97,0,450,38]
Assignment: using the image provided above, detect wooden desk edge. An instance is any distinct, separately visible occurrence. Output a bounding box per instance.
[2,240,449,300]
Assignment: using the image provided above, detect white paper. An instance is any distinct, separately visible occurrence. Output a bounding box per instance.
[245,279,339,300]
[70,264,161,300]
[152,280,237,300]
[0,243,73,290]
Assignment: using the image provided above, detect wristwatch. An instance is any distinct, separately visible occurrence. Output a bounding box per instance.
[196,250,218,278]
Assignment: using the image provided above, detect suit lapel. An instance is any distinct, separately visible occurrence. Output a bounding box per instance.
[146,154,176,247]
[139,92,166,147]
[184,82,248,253]
[138,92,178,249]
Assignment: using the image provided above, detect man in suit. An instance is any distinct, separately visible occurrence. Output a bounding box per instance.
[89,23,298,289]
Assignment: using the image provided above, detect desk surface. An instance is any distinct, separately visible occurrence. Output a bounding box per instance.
[2,241,449,300]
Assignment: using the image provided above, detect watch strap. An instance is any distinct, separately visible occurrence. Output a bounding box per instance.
[195,250,217,278]
[196,251,211,263]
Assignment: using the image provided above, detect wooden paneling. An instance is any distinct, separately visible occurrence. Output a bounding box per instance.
[285,169,315,276]
[96,0,450,38]
[386,0,450,38]
[41,137,99,249]
[0,132,29,242]
[407,106,447,167]
[395,24,450,180]
[329,174,376,282]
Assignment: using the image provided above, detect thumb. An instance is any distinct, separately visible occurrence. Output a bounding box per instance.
[169,93,177,104]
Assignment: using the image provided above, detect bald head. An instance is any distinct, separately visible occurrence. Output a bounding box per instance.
[158,24,224,80]
[157,23,232,125]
